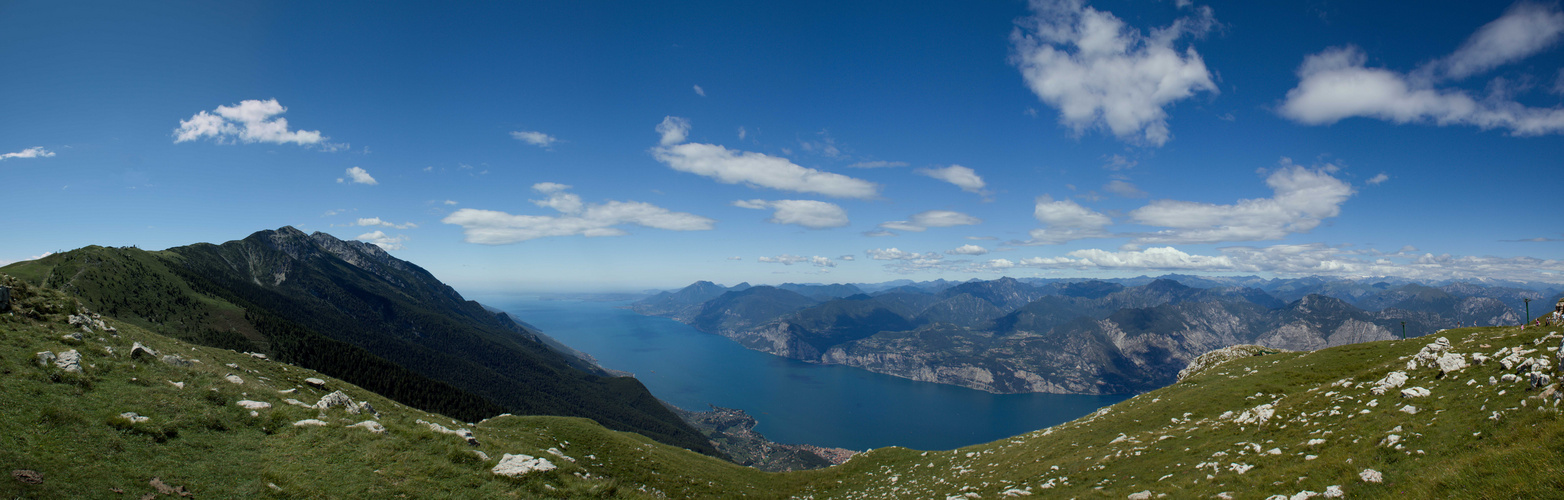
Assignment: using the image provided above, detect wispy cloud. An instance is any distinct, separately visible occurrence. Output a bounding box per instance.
[1281,3,1564,136]
[916,165,989,197]
[847,160,909,169]
[510,130,559,149]
[693,84,706,97]
[733,199,849,229]
[356,230,408,251]
[353,217,417,229]
[651,117,880,199]
[758,254,836,267]
[0,147,56,160]
[442,183,715,244]
[876,210,982,234]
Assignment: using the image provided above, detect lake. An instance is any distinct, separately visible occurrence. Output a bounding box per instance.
[482,297,1130,451]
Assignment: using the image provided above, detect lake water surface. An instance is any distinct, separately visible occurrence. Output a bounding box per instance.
[483,297,1130,451]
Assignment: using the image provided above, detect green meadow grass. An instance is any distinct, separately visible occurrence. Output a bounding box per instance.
[3,276,1560,498]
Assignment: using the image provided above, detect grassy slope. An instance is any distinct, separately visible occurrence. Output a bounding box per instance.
[4,274,1562,498]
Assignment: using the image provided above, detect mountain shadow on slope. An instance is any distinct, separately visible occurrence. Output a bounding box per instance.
[1,227,716,456]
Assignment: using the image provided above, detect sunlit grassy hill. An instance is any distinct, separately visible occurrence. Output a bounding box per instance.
[4,274,1561,498]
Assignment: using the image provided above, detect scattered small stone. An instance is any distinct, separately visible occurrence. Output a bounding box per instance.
[1401,387,1431,398]
[472,450,490,461]
[236,400,271,410]
[149,477,192,497]
[119,412,150,423]
[1322,485,1344,498]
[304,377,326,388]
[292,419,329,427]
[11,469,43,485]
[225,374,244,384]
[1127,491,1152,500]
[35,351,56,367]
[1400,405,1419,414]
[168,381,185,389]
[160,354,192,367]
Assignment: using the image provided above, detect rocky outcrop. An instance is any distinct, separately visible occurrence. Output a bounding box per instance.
[491,454,555,477]
[1177,345,1283,381]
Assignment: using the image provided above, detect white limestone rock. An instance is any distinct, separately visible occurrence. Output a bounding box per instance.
[160,354,192,367]
[35,351,56,367]
[292,419,329,427]
[1233,404,1276,426]
[304,377,326,388]
[1370,371,1409,395]
[55,350,82,373]
[347,420,386,434]
[130,342,158,360]
[225,374,244,385]
[236,400,272,410]
[418,419,480,446]
[1400,387,1431,398]
[119,412,150,423]
[1359,469,1382,483]
[1435,353,1467,374]
[491,454,556,478]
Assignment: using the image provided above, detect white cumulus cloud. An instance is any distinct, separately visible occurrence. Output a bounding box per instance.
[916,165,988,195]
[651,118,879,199]
[441,184,715,244]
[173,99,335,147]
[1011,0,1218,146]
[1027,195,1113,244]
[732,199,849,229]
[656,116,691,146]
[1128,162,1353,245]
[0,147,55,160]
[340,166,378,185]
[511,130,559,148]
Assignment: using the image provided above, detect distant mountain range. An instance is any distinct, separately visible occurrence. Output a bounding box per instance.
[634,276,1559,394]
[1,227,717,456]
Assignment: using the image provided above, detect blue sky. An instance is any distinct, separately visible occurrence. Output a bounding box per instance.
[2,0,1562,291]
